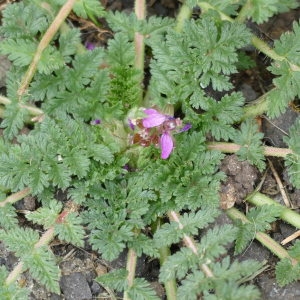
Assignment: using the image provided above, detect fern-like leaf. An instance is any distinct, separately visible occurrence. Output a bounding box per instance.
[233,120,265,171]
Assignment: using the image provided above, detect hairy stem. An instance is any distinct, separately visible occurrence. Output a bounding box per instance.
[226,207,298,265]
[17,0,76,98]
[0,95,44,116]
[246,192,300,229]
[175,3,192,32]
[159,245,177,300]
[241,91,270,120]
[0,188,31,208]
[124,247,138,300]
[207,142,293,157]
[235,0,252,23]
[134,0,146,105]
[167,211,214,278]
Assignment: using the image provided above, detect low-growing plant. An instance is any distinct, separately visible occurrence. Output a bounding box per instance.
[0,0,300,299]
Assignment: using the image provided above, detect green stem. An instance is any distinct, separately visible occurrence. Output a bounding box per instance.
[235,0,252,23]
[175,4,192,32]
[246,192,300,229]
[0,95,44,116]
[197,1,232,21]
[251,35,284,61]
[159,246,177,300]
[226,207,298,264]
[241,91,270,120]
[17,0,77,98]
[207,142,293,157]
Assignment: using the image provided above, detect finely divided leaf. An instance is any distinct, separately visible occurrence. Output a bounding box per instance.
[283,118,300,188]
[127,278,160,300]
[246,205,281,232]
[24,247,60,294]
[234,120,265,171]
[96,269,128,292]
[267,22,300,117]
[26,200,63,228]
[55,213,85,247]
[276,258,300,286]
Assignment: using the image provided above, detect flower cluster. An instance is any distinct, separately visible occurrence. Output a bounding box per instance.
[130,109,191,159]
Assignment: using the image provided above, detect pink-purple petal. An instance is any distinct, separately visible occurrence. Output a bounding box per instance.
[142,109,167,128]
[160,132,173,159]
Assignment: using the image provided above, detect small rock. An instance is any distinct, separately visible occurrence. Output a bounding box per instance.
[236,240,270,263]
[239,83,257,102]
[90,281,103,295]
[60,272,92,300]
[258,274,300,300]
[262,107,298,148]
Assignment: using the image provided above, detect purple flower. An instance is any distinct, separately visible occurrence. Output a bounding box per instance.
[85,42,95,51]
[91,119,101,125]
[128,118,135,130]
[179,123,192,132]
[142,109,168,128]
[160,132,173,159]
[140,108,191,159]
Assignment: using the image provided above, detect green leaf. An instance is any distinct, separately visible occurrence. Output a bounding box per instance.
[90,224,134,261]
[159,247,200,282]
[127,278,160,300]
[55,213,85,247]
[89,144,114,164]
[154,208,220,247]
[199,92,245,140]
[0,102,29,140]
[234,120,265,171]
[149,16,251,109]
[73,0,105,19]
[64,148,90,179]
[246,205,281,232]
[96,269,127,292]
[276,258,300,286]
[267,22,300,117]
[283,118,300,188]
[37,46,65,74]
[107,32,135,66]
[198,225,238,260]
[50,162,72,189]
[26,200,63,228]
[59,28,81,62]
[234,221,256,255]
[0,266,29,299]
[24,247,60,293]
[0,204,18,230]
[0,39,36,67]
[0,2,50,38]
[288,240,300,260]
[0,227,39,257]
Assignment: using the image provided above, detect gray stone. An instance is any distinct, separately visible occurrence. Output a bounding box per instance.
[60,272,92,300]
[258,274,300,299]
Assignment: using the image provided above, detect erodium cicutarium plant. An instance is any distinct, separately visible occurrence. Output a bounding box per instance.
[0,0,299,299]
